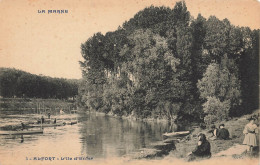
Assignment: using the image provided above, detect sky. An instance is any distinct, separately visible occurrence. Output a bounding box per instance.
[0,0,259,79]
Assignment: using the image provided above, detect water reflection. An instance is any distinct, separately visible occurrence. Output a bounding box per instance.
[78,113,176,158]
[0,110,180,160]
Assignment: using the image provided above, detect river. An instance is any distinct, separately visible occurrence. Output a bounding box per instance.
[0,109,179,163]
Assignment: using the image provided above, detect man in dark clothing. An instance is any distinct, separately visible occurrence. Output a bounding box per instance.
[21,122,25,131]
[41,116,45,124]
[188,133,211,161]
[217,124,230,140]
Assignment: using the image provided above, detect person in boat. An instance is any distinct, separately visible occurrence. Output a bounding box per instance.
[47,112,51,119]
[21,122,25,130]
[187,133,211,161]
[60,109,64,114]
[209,125,218,140]
[53,118,56,124]
[37,118,40,124]
[41,116,45,124]
[217,124,230,140]
[243,116,258,154]
[21,135,24,143]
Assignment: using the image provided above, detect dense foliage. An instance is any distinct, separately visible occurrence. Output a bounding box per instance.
[0,68,78,99]
[78,2,259,123]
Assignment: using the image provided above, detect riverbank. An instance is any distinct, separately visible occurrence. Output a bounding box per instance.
[0,98,76,113]
[82,108,259,161]
[94,111,178,124]
[165,110,259,161]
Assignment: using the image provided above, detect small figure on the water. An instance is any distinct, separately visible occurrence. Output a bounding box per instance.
[53,118,56,124]
[21,121,25,130]
[41,116,45,124]
[217,124,230,140]
[37,119,40,124]
[208,125,218,140]
[243,116,258,154]
[60,109,64,114]
[47,112,51,119]
[21,135,24,143]
[187,133,211,161]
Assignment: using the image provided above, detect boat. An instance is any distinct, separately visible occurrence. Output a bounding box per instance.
[163,131,190,138]
[30,123,66,127]
[0,122,35,130]
[44,119,52,122]
[66,121,77,125]
[0,130,43,135]
[36,118,51,123]
[67,108,78,125]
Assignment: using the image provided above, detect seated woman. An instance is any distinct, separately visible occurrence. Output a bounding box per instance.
[187,133,211,161]
[209,125,218,140]
[217,124,230,140]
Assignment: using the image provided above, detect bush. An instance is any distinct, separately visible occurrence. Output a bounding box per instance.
[203,96,230,125]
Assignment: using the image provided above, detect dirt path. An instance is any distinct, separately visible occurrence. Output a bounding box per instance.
[214,144,247,157]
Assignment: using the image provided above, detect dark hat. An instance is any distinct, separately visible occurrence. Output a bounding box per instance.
[247,116,256,121]
[219,124,225,127]
[198,133,206,141]
[211,125,216,129]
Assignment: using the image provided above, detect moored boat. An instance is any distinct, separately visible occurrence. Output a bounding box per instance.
[163,131,190,138]
[30,123,66,127]
[0,130,43,135]
[66,121,77,125]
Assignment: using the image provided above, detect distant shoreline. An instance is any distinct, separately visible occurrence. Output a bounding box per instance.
[0,98,76,114]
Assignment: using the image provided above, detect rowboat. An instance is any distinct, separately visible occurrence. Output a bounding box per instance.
[66,121,77,125]
[163,131,190,138]
[0,122,35,130]
[0,130,43,135]
[30,123,66,127]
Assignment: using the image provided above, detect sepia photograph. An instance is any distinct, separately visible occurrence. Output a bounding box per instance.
[0,0,259,165]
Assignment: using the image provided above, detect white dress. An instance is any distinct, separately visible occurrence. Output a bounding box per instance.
[243,123,258,146]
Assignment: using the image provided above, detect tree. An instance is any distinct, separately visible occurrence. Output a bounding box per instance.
[0,68,78,99]
[118,29,180,118]
[197,57,241,123]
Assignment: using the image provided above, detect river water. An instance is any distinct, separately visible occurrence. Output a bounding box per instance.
[0,110,179,163]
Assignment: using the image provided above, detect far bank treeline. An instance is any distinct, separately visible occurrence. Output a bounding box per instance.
[0,68,78,100]
[78,2,259,123]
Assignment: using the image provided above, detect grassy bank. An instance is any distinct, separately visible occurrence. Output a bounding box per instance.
[166,110,259,160]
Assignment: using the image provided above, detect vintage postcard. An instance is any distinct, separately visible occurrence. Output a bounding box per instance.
[0,0,259,165]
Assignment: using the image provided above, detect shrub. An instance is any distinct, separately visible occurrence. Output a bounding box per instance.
[203,96,230,125]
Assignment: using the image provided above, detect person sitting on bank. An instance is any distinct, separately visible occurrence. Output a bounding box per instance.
[217,124,230,140]
[209,125,219,140]
[187,133,211,161]
[53,118,56,124]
